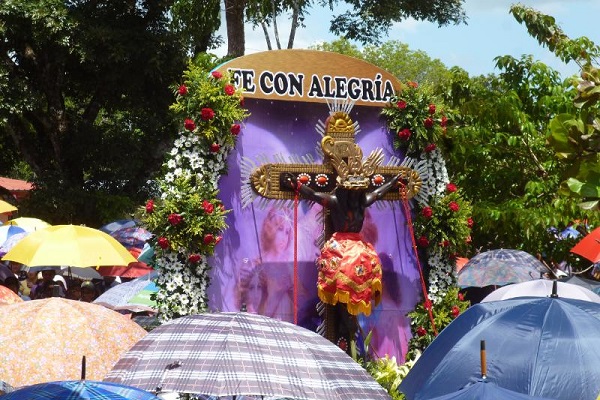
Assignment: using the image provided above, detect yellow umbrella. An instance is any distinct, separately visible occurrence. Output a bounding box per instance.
[1,225,137,267]
[0,298,147,387]
[6,217,50,232]
[0,200,17,214]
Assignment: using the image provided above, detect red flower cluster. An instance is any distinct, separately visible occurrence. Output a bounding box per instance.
[398,128,411,141]
[446,183,457,193]
[451,306,461,318]
[188,254,201,264]
[201,108,215,121]
[397,100,407,109]
[230,124,241,135]
[168,213,183,226]
[424,118,434,129]
[178,85,188,96]
[428,104,436,114]
[203,233,214,245]
[417,236,429,247]
[210,143,220,153]
[448,201,460,212]
[424,143,436,153]
[416,326,427,337]
[211,71,222,79]
[202,200,214,214]
[441,116,448,127]
[467,217,474,229]
[224,84,235,96]
[421,206,433,218]
[145,200,154,213]
[157,237,169,249]
[184,118,196,131]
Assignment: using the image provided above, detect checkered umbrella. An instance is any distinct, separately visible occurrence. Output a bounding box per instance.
[104,312,391,400]
[0,380,160,400]
[457,249,548,288]
[109,226,153,249]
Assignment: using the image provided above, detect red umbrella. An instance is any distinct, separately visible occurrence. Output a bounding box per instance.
[98,262,153,278]
[571,226,600,263]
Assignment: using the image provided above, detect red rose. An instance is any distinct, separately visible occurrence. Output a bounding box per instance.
[210,143,220,153]
[224,84,235,96]
[398,128,411,141]
[416,326,427,337]
[167,213,183,226]
[467,217,474,229]
[428,104,436,114]
[230,123,241,135]
[441,116,448,127]
[188,253,201,264]
[421,206,433,218]
[449,201,460,212]
[442,240,450,247]
[178,84,188,95]
[203,233,214,245]
[202,200,214,214]
[446,183,457,193]
[424,143,437,153]
[157,237,169,250]
[397,100,407,109]
[451,306,461,318]
[424,118,434,129]
[211,71,222,79]
[458,292,465,301]
[201,107,215,121]
[215,235,223,245]
[417,236,429,247]
[145,199,154,213]
[184,118,196,131]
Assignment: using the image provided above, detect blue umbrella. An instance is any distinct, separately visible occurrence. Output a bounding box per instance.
[423,379,554,400]
[0,380,160,399]
[99,219,139,235]
[399,297,600,400]
[0,225,26,246]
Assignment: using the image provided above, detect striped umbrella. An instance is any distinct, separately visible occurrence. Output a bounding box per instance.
[104,312,391,399]
[93,271,158,313]
[0,380,160,400]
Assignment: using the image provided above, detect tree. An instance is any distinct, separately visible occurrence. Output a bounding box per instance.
[0,0,192,225]
[312,38,451,86]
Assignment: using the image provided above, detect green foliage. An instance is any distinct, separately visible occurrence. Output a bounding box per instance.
[407,287,469,356]
[381,82,448,157]
[365,354,422,400]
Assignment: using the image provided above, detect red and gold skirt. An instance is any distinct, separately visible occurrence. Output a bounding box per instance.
[317,232,382,316]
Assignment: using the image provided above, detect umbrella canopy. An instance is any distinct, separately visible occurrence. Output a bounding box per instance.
[0,225,25,245]
[109,226,153,250]
[423,379,554,400]
[571,227,600,263]
[457,249,548,288]
[559,275,600,294]
[93,272,158,313]
[0,285,23,305]
[0,298,147,387]
[98,262,153,278]
[0,232,28,257]
[1,225,137,268]
[6,217,50,232]
[0,380,160,400]
[104,312,391,399]
[0,200,17,214]
[399,297,600,400]
[99,219,140,234]
[481,279,600,303]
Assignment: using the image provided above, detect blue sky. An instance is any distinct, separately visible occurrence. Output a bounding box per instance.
[216,0,600,79]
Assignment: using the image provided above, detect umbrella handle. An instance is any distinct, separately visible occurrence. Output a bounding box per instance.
[81,355,86,380]
[480,340,487,379]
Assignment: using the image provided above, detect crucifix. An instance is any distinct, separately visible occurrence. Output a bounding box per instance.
[242,102,426,350]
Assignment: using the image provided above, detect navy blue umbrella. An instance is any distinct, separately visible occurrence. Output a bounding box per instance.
[423,379,554,400]
[400,297,600,400]
[0,380,160,399]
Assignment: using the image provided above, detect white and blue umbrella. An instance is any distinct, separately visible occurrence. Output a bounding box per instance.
[0,380,160,400]
[0,225,26,246]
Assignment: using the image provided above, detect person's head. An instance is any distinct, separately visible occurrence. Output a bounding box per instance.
[2,276,20,295]
[8,261,22,275]
[238,260,268,314]
[260,208,293,256]
[67,285,81,301]
[80,281,96,302]
[40,268,56,283]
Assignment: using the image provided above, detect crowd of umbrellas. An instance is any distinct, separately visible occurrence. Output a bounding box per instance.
[3,196,600,399]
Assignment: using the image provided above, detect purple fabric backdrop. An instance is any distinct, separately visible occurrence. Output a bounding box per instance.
[208,99,421,361]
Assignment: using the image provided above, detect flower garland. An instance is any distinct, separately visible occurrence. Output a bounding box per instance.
[141,59,249,321]
[382,81,472,352]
